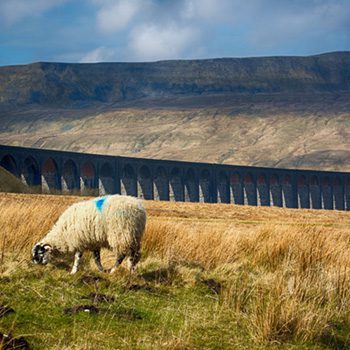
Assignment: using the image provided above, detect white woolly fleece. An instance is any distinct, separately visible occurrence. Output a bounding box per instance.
[40,195,146,256]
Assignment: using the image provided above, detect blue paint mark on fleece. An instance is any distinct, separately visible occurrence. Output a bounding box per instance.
[95,196,109,213]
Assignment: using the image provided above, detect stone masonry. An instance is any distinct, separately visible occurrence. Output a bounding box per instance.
[1,144,349,210]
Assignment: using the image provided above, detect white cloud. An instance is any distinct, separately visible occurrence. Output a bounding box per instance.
[312,1,350,29]
[128,24,198,61]
[0,0,68,25]
[96,0,142,33]
[182,0,237,22]
[80,46,116,63]
[84,0,350,62]
[249,0,350,49]
[2,0,349,65]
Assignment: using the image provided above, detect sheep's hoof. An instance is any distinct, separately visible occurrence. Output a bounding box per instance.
[127,266,137,274]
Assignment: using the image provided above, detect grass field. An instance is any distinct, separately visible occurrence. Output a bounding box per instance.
[0,193,350,349]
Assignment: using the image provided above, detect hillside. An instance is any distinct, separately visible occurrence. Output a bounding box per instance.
[1,93,350,171]
[1,52,350,108]
[0,166,28,193]
[0,52,349,171]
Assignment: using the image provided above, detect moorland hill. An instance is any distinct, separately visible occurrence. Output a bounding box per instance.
[0,52,349,171]
[0,51,349,107]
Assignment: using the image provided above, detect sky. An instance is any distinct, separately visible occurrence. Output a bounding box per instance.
[0,0,349,66]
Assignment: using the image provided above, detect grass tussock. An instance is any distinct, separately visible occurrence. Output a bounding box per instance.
[0,192,350,349]
[144,221,350,344]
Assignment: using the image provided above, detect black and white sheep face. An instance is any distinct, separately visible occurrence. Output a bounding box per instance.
[32,243,52,265]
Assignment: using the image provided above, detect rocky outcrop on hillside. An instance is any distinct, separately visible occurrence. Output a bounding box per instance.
[0,52,349,108]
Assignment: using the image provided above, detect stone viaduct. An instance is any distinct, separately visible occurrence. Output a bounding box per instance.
[1,144,349,210]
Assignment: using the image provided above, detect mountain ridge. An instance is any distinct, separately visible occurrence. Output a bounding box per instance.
[0,51,349,108]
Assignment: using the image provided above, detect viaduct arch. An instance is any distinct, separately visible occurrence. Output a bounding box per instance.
[0,144,349,211]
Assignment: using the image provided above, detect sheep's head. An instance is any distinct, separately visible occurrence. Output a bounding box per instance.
[32,243,53,265]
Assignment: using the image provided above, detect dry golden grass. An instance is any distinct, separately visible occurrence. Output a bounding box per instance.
[0,192,350,345]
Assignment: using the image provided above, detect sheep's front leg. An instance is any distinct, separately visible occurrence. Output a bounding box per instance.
[110,254,126,274]
[93,250,104,272]
[71,251,83,274]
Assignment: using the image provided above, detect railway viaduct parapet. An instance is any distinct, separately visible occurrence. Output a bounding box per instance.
[1,144,349,210]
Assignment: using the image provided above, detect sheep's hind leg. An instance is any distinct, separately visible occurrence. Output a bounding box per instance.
[71,251,83,274]
[93,250,104,272]
[110,254,126,274]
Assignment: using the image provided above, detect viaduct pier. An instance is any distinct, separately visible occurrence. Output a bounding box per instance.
[1,144,349,210]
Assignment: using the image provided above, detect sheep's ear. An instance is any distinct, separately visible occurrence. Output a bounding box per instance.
[43,244,53,252]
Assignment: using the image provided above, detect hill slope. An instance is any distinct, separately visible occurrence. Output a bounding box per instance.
[1,92,350,171]
[0,52,349,171]
[0,166,28,193]
[0,51,349,108]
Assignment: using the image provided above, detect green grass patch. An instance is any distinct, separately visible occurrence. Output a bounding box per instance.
[0,259,349,349]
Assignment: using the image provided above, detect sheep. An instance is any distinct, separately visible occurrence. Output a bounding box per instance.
[32,194,146,274]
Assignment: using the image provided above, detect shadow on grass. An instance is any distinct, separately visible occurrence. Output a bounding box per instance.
[79,274,110,286]
[63,304,143,321]
[80,292,116,303]
[0,332,30,350]
[124,283,157,293]
[111,306,143,321]
[140,266,177,284]
[318,329,350,350]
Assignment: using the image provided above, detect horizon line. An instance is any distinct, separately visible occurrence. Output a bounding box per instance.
[1,50,349,68]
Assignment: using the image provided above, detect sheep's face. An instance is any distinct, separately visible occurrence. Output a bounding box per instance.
[32,243,52,265]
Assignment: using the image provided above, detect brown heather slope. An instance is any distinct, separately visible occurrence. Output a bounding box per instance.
[0,92,349,171]
[0,52,350,171]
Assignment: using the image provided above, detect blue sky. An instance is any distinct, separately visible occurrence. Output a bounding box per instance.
[0,0,349,66]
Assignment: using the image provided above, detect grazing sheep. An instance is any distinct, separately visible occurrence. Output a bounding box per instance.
[32,195,146,274]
